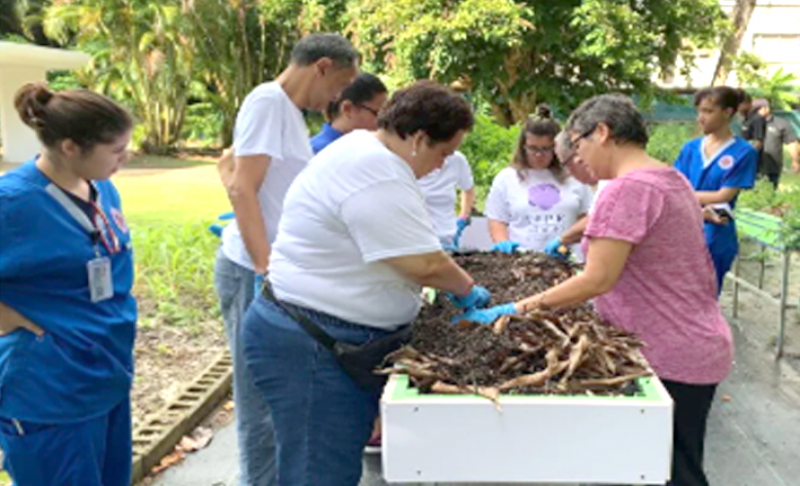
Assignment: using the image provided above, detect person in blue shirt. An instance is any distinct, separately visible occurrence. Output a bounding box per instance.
[674,86,758,294]
[310,73,388,153]
[0,83,136,486]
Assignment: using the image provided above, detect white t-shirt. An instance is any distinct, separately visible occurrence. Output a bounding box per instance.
[221,82,314,270]
[269,130,442,329]
[485,167,593,252]
[589,180,610,213]
[417,151,474,242]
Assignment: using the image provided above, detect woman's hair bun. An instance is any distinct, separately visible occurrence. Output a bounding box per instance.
[14,82,55,130]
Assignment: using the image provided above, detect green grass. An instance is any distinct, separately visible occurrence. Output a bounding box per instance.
[112,156,231,331]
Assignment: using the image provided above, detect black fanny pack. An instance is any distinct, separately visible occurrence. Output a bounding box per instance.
[262,285,412,391]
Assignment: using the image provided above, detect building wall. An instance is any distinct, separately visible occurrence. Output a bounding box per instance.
[660,0,800,88]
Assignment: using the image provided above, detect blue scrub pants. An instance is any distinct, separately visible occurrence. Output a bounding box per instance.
[705,222,738,296]
[0,398,131,486]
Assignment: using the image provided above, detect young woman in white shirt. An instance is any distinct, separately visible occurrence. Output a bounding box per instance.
[486,104,593,255]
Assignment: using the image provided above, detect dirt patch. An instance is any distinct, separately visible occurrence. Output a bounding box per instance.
[132,309,227,429]
[385,252,650,398]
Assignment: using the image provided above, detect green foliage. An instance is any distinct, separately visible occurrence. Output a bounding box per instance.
[40,0,196,153]
[738,178,800,250]
[349,0,728,125]
[646,123,697,164]
[132,221,220,330]
[459,113,520,209]
[732,52,800,110]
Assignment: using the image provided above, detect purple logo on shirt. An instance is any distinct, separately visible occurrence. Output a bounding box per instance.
[528,183,561,210]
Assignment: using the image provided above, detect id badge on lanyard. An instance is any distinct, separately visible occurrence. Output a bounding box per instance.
[45,183,120,303]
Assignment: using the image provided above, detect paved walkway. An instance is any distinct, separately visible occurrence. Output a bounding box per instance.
[151,316,800,486]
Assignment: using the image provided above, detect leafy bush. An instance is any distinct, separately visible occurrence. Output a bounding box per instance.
[738,178,800,250]
[460,113,520,210]
[646,122,697,164]
[132,221,220,331]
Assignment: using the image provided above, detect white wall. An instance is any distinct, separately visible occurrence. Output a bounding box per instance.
[0,66,46,163]
[660,0,800,88]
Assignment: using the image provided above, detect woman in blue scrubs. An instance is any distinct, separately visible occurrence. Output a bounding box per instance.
[674,86,758,294]
[0,83,136,486]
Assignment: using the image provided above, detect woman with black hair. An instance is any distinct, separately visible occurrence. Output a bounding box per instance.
[675,86,759,294]
[485,104,593,256]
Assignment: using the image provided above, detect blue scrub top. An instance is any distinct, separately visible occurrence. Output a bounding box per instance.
[674,136,758,261]
[0,160,137,423]
[310,123,344,154]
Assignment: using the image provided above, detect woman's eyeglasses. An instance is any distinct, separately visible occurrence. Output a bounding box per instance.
[356,104,380,117]
[569,126,597,150]
[524,145,555,156]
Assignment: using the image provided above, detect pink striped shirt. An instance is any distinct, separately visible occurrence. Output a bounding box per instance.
[584,167,733,384]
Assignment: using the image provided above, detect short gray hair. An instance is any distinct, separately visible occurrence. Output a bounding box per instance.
[554,131,574,163]
[290,33,359,69]
[566,94,648,148]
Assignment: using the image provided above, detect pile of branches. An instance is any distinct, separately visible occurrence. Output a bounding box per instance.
[379,252,652,399]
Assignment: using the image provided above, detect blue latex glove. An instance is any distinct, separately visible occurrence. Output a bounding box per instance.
[254,273,264,299]
[452,217,470,248]
[452,302,518,325]
[491,240,520,254]
[543,237,569,258]
[442,243,458,253]
[446,285,492,310]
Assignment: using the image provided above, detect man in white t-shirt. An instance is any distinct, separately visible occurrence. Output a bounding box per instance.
[543,131,607,258]
[417,151,475,248]
[213,33,358,486]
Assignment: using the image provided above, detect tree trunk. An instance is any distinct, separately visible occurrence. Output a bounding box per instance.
[712,0,757,86]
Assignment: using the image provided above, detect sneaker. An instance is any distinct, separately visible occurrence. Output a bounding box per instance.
[363,433,382,454]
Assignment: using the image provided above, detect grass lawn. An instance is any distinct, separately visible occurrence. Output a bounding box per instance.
[113,155,231,225]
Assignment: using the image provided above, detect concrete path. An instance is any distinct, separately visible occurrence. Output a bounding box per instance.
[151,316,800,486]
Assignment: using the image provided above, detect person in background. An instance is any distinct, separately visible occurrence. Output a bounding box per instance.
[0,83,136,486]
[214,33,359,486]
[242,81,488,486]
[755,98,800,187]
[543,131,607,259]
[485,104,593,256]
[674,87,758,294]
[310,72,388,154]
[462,94,732,486]
[737,89,766,154]
[418,150,476,249]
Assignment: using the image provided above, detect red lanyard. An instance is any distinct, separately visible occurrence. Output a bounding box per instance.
[90,200,121,255]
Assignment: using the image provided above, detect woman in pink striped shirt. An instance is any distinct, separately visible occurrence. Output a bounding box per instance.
[461,94,732,486]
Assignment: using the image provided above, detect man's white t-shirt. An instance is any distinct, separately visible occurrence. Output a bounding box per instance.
[417,151,474,242]
[221,81,313,271]
[485,167,593,252]
[269,130,442,329]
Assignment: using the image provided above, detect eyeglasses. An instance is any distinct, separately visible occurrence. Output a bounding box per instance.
[356,104,380,117]
[524,145,555,156]
[569,126,597,150]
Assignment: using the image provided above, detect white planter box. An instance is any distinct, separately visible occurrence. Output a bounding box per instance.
[381,374,673,484]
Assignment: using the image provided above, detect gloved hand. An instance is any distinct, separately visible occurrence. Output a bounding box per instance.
[452,217,470,248]
[491,240,520,254]
[452,302,517,325]
[442,243,458,253]
[544,237,569,258]
[254,273,265,299]
[446,285,491,310]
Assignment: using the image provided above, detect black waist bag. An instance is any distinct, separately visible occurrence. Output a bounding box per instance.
[262,285,412,392]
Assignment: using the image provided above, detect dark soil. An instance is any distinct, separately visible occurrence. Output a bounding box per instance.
[397,252,650,397]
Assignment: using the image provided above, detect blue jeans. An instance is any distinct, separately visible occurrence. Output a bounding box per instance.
[214,249,276,486]
[242,297,388,486]
[0,398,131,486]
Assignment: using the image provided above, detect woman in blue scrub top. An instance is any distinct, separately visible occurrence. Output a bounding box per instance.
[674,86,758,294]
[0,83,136,486]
